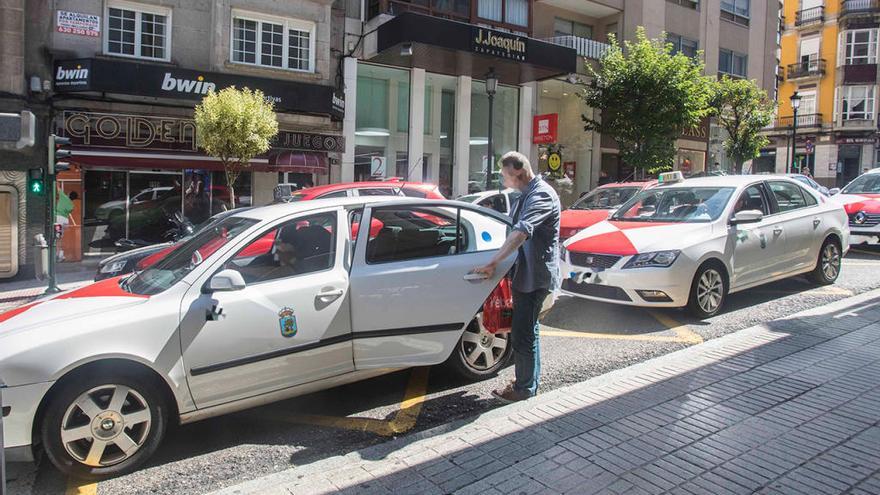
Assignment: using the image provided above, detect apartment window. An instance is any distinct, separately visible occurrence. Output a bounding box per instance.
[842,86,875,120]
[668,33,699,58]
[105,2,170,61]
[231,11,315,72]
[845,29,878,65]
[719,49,747,77]
[667,0,699,9]
[554,18,592,39]
[720,0,749,25]
[477,0,529,27]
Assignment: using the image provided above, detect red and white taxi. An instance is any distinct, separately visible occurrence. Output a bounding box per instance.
[833,168,880,243]
[560,173,849,318]
[560,181,656,241]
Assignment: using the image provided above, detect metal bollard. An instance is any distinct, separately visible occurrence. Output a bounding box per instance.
[33,234,48,281]
[1,378,6,495]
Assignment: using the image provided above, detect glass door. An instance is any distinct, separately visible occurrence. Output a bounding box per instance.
[126,171,183,245]
[83,170,128,254]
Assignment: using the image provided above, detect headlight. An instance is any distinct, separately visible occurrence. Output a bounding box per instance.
[623,250,680,269]
[99,260,128,274]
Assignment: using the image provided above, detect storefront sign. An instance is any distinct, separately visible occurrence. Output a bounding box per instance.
[275,131,345,153]
[679,120,709,141]
[53,58,340,117]
[837,136,876,144]
[56,11,100,37]
[472,28,527,61]
[371,156,387,178]
[62,111,199,152]
[532,114,558,144]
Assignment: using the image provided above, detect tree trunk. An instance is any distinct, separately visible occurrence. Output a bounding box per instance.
[734,160,744,175]
[226,168,236,210]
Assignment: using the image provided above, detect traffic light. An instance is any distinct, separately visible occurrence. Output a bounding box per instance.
[48,134,72,174]
[28,168,45,195]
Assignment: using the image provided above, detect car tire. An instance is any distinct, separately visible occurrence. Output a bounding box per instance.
[40,371,168,480]
[808,237,842,286]
[444,314,513,381]
[687,261,728,319]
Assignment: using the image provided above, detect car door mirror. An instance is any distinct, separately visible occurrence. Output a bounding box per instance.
[829,188,841,196]
[204,269,247,293]
[730,210,763,225]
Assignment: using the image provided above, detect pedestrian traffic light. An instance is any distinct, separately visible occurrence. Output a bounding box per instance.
[48,134,72,174]
[28,168,45,195]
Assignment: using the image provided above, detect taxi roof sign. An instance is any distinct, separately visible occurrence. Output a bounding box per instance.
[658,171,684,185]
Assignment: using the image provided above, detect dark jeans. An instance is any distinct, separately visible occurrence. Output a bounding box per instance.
[511,289,549,396]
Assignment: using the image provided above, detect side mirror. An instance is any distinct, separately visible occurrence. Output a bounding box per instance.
[730,210,763,225]
[829,188,841,196]
[204,269,246,293]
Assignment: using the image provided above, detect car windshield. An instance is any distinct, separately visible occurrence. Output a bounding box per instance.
[612,187,735,223]
[571,187,640,210]
[124,216,258,295]
[842,173,880,194]
[457,194,482,203]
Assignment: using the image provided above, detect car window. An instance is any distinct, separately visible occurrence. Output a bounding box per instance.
[572,187,640,210]
[225,212,337,284]
[366,206,508,263]
[318,190,348,199]
[402,187,428,198]
[803,189,818,206]
[478,194,507,213]
[613,187,735,223]
[733,184,769,215]
[769,181,809,212]
[842,173,880,194]
[358,187,400,196]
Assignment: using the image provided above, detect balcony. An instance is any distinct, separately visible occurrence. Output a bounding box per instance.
[543,36,610,60]
[775,113,823,129]
[841,0,880,17]
[368,0,470,22]
[795,6,824,26]
[787,59,826,80]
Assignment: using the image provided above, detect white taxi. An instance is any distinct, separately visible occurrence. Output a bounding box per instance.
[560,173,849,318]
[0,197,515,479]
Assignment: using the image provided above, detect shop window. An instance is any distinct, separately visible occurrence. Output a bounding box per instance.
[719,49,747,78]
[668,33,699,58]
[211,171,253,214]
[469,81,519,193]
[354,64,410,181]
[844,29,878,65]
[105,2,171,61]
[231,10,315,73]
[841,85,875,121]
[720,0,749,25]
[554,18,592,39]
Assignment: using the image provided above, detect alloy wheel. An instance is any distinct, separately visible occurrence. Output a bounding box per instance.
[697,268,724,314]
[460,314,509,371]
[821,243,841,281]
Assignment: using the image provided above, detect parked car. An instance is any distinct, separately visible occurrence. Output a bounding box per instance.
[0,196,515,478]
[457,188,521,215]
[787,173,832,196]
[94,187,173,222]
[560,182,656,241]
[832,168,880,243]
[560,173,849,318]
[275,179,445,203]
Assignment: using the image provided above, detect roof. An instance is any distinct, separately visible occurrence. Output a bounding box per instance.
[227,196,498,222]
[597,181,655,189]
[659,175,797,188]
[295,180,437,198]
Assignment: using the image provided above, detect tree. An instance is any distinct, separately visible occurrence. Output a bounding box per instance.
[580,27,715,175]
[195,86,278,208]
[711,76,774,174]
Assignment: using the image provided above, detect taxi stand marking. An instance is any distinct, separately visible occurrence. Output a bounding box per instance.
[64,481,97,495]
[539,311,703,345]
[256,367,430,437]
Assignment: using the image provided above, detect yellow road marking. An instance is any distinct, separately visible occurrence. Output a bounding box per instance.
[259,367,430,437]
[648,311,704,344]
[65,481,97,495]
[539,311,702,344]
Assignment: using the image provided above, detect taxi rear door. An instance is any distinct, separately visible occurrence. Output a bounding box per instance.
[348,201,515,369]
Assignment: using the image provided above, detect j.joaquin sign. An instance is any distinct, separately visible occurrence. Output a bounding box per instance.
[472,28,527,61]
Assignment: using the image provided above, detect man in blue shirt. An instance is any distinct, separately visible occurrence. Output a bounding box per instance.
[472,151,561,402]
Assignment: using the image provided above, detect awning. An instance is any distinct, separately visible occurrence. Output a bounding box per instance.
[269,151,329,174]
[69,149,329,174]
[371,13,577,85]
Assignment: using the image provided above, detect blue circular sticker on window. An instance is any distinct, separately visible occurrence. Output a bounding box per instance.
[482,231,492,242]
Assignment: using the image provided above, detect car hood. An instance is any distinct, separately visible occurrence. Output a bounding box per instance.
[836,193,880,215]
[560,209,612,229]
[564,220,713,256]
[99,242,173,267]
[0,277,149,337]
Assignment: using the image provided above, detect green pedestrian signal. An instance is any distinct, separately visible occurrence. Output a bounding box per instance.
[30,180,43,194]
[28,168,44,195]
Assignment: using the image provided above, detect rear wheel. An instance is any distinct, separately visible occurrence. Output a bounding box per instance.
[808,237,842,285]
[687,261,727,319]
[445,314,512,381]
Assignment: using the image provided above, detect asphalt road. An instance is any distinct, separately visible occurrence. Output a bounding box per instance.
[8,243,880,495]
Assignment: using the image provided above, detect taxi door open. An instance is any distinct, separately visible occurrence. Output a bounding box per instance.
[348,201,516,369]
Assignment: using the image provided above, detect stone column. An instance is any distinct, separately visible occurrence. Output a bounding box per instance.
[454,75,472,197]
[407,68,426,181]
[342,57,357,183]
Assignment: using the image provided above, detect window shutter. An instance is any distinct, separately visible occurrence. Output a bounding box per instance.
[833,86,840,124]
[838,30,845,67]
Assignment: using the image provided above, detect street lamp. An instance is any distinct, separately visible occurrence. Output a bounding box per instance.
[485,68,498,191]
[789,91,802,174]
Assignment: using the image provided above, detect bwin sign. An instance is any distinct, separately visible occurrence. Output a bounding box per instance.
[161,73,216,95]
[56,65,89,82]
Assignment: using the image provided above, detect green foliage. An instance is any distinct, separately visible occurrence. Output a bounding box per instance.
[581,28,715,173]
[711,76,774,174]
[195,86,278,207]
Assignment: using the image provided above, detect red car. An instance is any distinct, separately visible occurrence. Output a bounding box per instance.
[278,179,445,202]
[560,181,657,241]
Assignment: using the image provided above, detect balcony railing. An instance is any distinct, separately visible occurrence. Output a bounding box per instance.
[368,0,470,23]
[842,0,880,16]
[543,36,610,60]
[787,59,826,79]
[795,6,824,26]
[776,113,823,128]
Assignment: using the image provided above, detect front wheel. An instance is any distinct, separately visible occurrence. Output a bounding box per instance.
[808,238,842,285]
[687,262,727,319]
[444,314,512,381]
[41,372,168,480]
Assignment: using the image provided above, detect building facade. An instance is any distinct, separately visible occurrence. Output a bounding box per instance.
[770,0,880,187]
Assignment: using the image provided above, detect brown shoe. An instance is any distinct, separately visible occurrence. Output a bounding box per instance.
[491,383,532,403]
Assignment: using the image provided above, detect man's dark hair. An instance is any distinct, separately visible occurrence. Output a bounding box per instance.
[500,151,531,172]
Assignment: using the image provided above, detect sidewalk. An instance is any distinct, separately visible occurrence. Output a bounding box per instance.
[0,258,99,309]
[216,290,880,495]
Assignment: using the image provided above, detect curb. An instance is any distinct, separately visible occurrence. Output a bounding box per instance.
[212,287,880,494]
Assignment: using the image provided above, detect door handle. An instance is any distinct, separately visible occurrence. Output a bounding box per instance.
[463,272,489,282]
[773,227,783,236]
[813,217,821,228]
[316,288,345,301]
